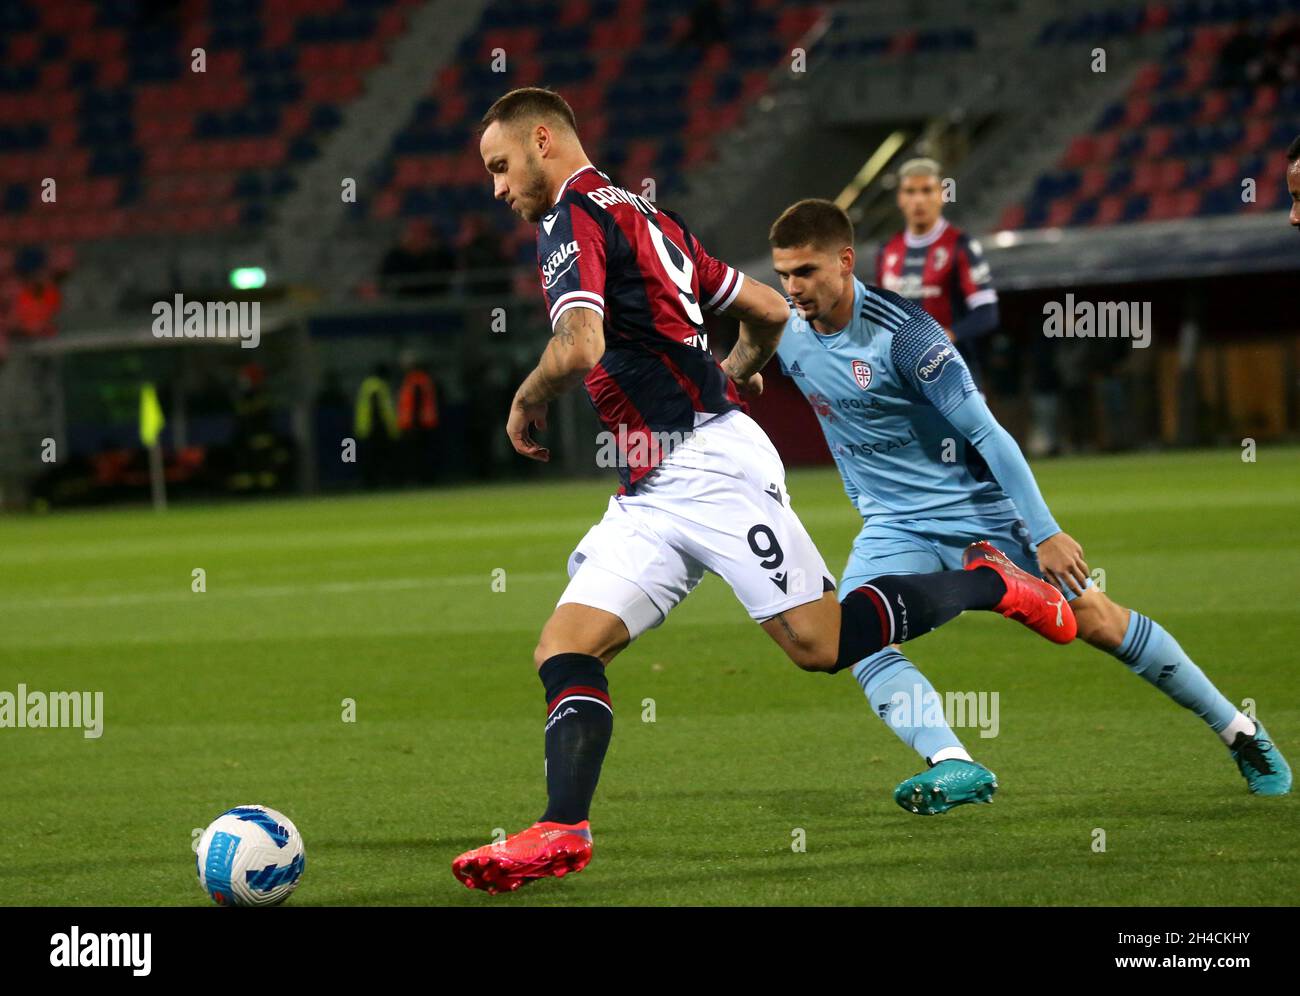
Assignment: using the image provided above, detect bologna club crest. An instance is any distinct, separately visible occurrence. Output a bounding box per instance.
[851,359,873,390]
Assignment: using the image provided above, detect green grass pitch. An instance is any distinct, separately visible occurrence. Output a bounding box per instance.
[1,447,1297,906]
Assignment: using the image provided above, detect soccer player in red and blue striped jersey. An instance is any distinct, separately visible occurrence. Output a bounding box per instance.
[1288,133,1300,230]
[876,158,999,380]
[451,89,1076,894]
[531,160,746,493]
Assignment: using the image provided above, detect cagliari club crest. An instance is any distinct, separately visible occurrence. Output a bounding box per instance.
[851,359,873,390]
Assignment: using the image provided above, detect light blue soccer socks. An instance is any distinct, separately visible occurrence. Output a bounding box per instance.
[851,648,971,763]
[852,610,1276,795]
[1112,611,1245,742]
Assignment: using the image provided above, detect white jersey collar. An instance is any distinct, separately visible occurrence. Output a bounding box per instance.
[554,164,598,205]
[903,216,948,249]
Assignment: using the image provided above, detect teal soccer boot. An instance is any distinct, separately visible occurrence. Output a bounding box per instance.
[894,759,998,815]
[1230,720,1292,796]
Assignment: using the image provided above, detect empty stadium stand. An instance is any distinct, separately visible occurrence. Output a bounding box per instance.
[1004,2,1300,230]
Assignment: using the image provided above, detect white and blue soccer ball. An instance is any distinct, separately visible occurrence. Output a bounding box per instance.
[196,805,305,907]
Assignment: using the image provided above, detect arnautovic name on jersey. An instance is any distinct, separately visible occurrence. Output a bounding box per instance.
[585,183,656,214]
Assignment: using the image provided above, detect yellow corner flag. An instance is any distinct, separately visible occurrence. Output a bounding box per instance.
[139,382,166,447]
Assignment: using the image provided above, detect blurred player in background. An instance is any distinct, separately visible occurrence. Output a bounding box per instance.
[876,158,998,382]
[451,89,1076,894]
[1288,133,1300,228]
[769,198,1291,813]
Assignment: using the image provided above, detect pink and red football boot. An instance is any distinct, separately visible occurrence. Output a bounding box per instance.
[963,540,1077,644]
[452,821,593,895]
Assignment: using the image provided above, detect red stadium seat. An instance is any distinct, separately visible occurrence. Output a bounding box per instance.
[1196,90,1229,124]
[1142,3,1172,31]
[890,31,918,56]
[1080,167,1108,199]
[702,43,731,72]
[513,57,545,88]
[1143,125,1173,157]
[1182,56,1216,91]
[996,204,1026,230]
[1209,154,1238,186]
[1132,161,1161,194]
[1242,118,1273,152]
[1158,159,1186,189]
[1061,135,1097,169]
[39,62,68,90]
[376,8,408,41]
[1191,25,1228,55]
[9,32,40,63]
[1046,199,1075,227]
[1133,63,1162,91]
[1093,132,1122,162]
[1094,195,1125,226]
[1250,86,1279,115]
[1124,95,1153,127]
[373,189,400,220]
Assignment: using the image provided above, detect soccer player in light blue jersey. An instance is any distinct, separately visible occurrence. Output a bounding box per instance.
[766,199,1291,811]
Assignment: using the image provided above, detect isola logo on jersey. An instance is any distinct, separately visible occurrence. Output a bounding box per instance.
[916,341,956,383]
[541,239,580,289]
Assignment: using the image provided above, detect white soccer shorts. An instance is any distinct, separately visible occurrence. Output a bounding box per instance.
[558,410,834,640]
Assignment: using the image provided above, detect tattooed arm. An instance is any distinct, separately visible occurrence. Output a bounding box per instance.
[507,306,606,461]
[719,278,791,398]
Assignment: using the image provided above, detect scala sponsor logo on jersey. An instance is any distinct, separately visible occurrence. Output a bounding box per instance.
[881,272,940,300]
[916,341,956,383]
[851,359,872,390]
[541,239,580,289]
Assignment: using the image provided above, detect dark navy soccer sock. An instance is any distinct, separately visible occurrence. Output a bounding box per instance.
[834,569,1006,672]
[538,653,613,825]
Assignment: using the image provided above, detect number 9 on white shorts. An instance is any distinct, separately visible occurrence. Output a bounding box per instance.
[557,411,834,641]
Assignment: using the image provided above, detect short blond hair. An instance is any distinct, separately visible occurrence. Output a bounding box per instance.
[898,157,942,179]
